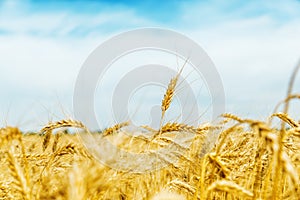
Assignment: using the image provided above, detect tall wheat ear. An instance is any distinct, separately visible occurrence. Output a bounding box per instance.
[159,61,188,135]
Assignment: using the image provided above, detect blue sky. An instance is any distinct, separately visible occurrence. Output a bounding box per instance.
[1,0,300,130]
[2,0,300,36]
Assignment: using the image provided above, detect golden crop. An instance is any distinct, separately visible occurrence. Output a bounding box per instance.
[0,63,299,200]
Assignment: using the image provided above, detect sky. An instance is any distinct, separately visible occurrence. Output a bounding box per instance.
[1,0,300,131]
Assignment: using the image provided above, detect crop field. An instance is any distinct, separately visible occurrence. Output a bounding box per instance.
[1,66,300,200]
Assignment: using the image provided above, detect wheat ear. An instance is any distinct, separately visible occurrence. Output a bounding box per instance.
[161,122,208,135]
[40,119,87,151]
[159,62,187,134]
[271,112,299,128]
[6,149,30,200]
[102,121,130,136]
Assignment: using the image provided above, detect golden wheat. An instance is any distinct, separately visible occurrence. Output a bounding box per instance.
[40,119,87,151]
[1,61,300,199]
[159,64,186,134]
[102,121,130,136]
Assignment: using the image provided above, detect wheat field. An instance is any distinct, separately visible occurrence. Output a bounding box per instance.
[1,65,300,199]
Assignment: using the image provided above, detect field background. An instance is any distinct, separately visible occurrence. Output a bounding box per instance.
[1,110,300,199]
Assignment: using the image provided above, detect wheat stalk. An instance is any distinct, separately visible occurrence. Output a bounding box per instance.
[281,151,299,193]
[273,94,300,114]
[272,60,300,199]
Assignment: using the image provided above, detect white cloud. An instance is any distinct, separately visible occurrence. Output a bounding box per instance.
[0,2,157,130]
[186,17,300,119]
